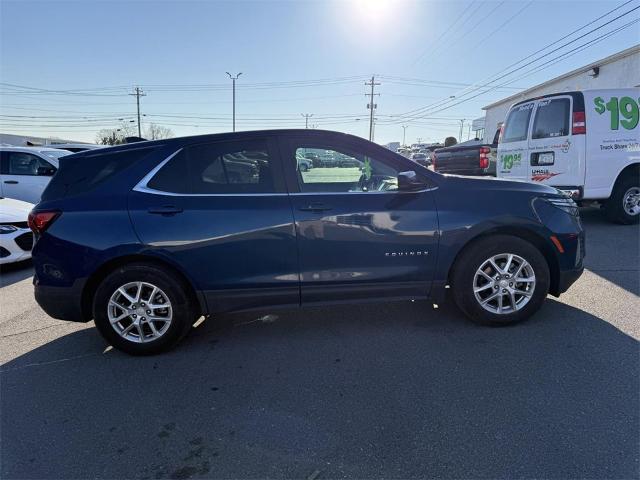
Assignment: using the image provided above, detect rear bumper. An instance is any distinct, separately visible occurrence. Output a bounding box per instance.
[34,279,89,323]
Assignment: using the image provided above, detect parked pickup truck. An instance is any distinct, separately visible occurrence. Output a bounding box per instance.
[433,129,500,176]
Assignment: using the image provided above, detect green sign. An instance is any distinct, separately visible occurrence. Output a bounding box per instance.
[594,96,640,130]
[500,152,522,170]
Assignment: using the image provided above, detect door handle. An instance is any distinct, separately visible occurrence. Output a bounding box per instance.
[147,205,183,216]
[3,180,18,184]
[299,203,332,212]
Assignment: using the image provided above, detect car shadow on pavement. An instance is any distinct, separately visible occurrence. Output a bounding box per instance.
[1,298,638,479]
[0,259,33,287]
[579,207,639,295]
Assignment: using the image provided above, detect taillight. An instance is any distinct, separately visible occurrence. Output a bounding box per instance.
[479,146,490,169]
[28,210,60,234]
[572,111,586,135]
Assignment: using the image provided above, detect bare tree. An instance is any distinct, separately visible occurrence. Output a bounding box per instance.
[95,121,137,145]
[145,123,174,140]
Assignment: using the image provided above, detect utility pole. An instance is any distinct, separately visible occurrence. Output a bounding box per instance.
[301,113,314,129]
[129,87,146,137]
[458,119,465,143]
[402,125,408,146]
[365,76,380,141]
[226,72,242,132]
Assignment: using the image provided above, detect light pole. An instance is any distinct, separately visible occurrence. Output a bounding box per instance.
[402,125,408,146]
[458,119,465,143]
[226,72,242,132]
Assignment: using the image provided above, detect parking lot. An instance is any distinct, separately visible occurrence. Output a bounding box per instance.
[0,207,638,479]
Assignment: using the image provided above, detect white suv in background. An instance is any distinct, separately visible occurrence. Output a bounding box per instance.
[0,146,70,204]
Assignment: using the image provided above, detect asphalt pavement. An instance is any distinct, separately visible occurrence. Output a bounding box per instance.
[1,207,638,479]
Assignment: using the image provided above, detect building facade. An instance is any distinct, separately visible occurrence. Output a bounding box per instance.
[0,133,85,147]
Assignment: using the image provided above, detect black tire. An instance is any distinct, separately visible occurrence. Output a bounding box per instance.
[93,263,197,355]
[451,235,550,326]
[604,172,640,225]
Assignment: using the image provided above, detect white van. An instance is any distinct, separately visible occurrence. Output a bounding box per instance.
[497,88,639,224]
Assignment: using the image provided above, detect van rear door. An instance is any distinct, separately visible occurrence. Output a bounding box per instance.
[497,101,535,180]
[527,94,585,190]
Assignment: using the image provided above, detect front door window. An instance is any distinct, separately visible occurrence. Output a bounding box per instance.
[295,146,399,193]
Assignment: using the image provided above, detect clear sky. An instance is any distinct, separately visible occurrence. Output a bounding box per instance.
[1,0,638,144]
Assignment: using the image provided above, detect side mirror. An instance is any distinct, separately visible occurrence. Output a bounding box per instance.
[398,171,427,191]
[37,166,56,176]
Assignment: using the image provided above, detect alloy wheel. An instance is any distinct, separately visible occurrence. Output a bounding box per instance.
[107,281,173,343]
[473,253,536,314]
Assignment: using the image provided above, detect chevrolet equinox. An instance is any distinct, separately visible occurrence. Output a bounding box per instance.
[29,130,584,355]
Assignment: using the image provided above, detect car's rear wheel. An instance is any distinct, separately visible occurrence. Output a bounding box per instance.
[604,173,640,224]
[93,263,197,355]
[451,235,550,326]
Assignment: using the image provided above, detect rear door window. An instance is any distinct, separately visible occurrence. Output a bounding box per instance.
[532,98,570,139]
[147,139,279,194]
[502,103,534,143]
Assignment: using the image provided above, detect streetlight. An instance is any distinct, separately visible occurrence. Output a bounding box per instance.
[226,72,242,132]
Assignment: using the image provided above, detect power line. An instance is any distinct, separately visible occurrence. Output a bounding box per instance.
[0,76,370,97]
[402,17,640,120]
[412,0,480,65]
[389,2,640,123]
[469,1,535,51]
[422,0,488,63]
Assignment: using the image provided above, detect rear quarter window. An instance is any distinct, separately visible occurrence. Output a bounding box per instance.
[41,146,159,201]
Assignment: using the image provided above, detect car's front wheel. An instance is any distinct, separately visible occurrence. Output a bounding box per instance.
[93,263,197,355]
[451,235,550,326]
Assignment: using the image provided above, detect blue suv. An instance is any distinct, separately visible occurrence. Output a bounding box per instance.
[29,130,584,354]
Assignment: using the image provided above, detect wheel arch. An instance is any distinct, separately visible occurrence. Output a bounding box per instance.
[81,254,205,320]
[446,225,561,296]
[613,163,640,188]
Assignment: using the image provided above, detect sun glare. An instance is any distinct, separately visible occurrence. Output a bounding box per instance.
[351,0,396,24]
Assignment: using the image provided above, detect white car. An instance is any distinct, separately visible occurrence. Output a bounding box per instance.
[0,146,70,204]
[0,197,34,265]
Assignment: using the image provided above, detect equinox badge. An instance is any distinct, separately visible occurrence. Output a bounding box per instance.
[385,251,429,257]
